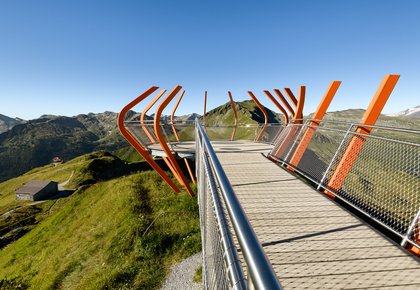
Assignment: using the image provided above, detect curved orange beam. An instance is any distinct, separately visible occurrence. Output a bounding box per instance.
[274,89,295,118]
[170,90,185,142]
[264,90,289,124]
[248,91,268,142]
[141,89,166,143]
[294,86,306,122]
[154,85,194,197]
[203,91,207,126]
[228,91,238,141]
[117,87,180,193]
[284,88,298,107]
[170,90,196,184]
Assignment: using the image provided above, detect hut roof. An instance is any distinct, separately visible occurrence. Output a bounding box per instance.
[16,180,57,195]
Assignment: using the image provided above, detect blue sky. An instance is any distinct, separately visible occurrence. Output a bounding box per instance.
[0,0,419,120]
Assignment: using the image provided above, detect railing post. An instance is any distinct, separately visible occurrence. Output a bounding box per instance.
[283,120,310,167]
[316,123,356,198]
[401,209,420,247]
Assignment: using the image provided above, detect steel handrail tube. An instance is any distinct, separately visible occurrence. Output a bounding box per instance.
[196,118,282,290]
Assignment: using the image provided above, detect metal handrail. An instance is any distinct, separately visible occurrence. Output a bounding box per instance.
[196,118,282,290]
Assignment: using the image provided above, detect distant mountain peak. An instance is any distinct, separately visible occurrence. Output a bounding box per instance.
[387,106,420,118]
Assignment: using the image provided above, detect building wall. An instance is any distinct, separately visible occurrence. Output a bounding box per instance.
[16,193,34,201]
[33,182,58,201]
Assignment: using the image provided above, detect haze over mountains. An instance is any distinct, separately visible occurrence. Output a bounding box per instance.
[0,104,418,182]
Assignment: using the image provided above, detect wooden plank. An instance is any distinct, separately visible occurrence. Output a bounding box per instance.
[214,141,420,289]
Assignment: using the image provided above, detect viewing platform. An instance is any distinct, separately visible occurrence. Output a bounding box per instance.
[215,142,420,289]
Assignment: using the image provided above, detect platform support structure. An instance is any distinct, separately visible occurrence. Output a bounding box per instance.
[117,86,181,193]
[154,85,195,197]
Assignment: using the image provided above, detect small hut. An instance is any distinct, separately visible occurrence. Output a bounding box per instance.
[16,180,58,201]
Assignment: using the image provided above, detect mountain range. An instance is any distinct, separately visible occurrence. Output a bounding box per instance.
[0,103,418,182]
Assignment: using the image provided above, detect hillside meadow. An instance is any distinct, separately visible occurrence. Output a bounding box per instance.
[0,152,200,289]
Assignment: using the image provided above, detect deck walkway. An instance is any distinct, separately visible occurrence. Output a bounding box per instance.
[214,141,420,289]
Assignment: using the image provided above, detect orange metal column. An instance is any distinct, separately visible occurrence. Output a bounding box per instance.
[248,91,269,142]
[289,81,341,167]
[327,75,400,193]
[274,89,294,118]
[228,91,238,141]
[264,90,289,124]
[270,88,300,158]
[284,86,306,122]
[154,85,195,197]
[118,87,181,193]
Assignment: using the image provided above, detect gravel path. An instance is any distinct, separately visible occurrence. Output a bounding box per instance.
[161,252,202,290]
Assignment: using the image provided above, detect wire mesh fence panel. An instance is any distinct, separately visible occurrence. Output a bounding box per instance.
[269,124,304,161]
[125,121,156,147]
[322,130,420,245]
[258,124,285,144]
[172,120,196,142]
[204,125,260,141]
[196,137,244,289]
[288,123,354,182]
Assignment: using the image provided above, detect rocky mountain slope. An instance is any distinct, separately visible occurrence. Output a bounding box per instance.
[0,112,128,182]
[0,114,26,134]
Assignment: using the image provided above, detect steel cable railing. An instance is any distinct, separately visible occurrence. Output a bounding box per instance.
[196,119,282,290]
[268,119,420,249]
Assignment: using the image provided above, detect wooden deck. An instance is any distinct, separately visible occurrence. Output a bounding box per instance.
[213,141,420,289]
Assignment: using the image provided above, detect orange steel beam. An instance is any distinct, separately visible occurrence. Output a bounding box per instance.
[248,91,268,142]
[294,86,306,122]
[170,90,185,142]
[327,74,400,193]
[289,81,342,167]
[184,158,196,184]
[228,91,238,141]
[203,91,207,126]
[117,87,180,193]
[284,86,306,122]
[284,88,298,107]
[264,90,289,124]
[274,89,295,118]
[141,89,167,143]
[269,86,305,158]
[154,85,195,197]
[169,90,196,184]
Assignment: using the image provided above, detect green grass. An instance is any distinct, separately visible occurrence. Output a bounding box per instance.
[0,153,200,289]
[113,146,144,163]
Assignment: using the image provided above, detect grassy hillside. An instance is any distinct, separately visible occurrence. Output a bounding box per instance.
[0,152,200,289]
